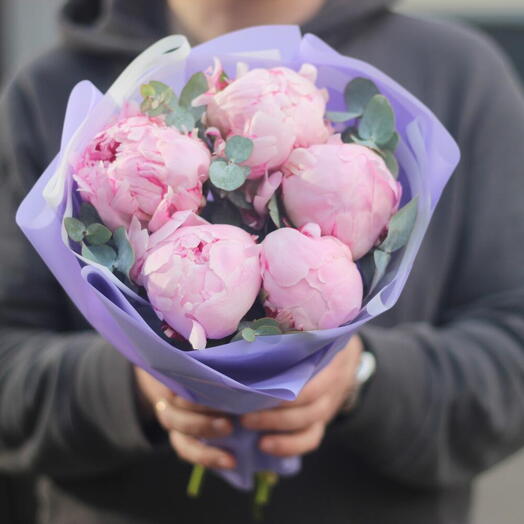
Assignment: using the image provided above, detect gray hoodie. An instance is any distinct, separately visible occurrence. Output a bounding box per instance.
[1,1,524,523]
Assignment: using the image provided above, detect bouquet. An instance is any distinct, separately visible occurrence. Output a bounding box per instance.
[16,25,459,507]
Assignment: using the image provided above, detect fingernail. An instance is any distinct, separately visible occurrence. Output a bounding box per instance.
[217,456,232,469]
[212,418,229,431]
[261,440,275,453]
[155,399,168,413]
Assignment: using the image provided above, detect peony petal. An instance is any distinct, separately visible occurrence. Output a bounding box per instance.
[149,211,209,246]
[298,63,318,84]
[253,171,283,217]
[300,223,322,239]
[189,320,207,350]
[143,244,173,276]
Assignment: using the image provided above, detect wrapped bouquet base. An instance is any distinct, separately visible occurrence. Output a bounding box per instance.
[17,26,459,491]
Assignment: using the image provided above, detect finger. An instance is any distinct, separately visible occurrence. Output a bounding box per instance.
[279,366,337,409]
[279,345,357,408]
[156,401,233,438]
[170,396,227,416]
[242,397,328,432]
[134,367,174,406]
[170,431,236,470]
[259,423,325,458]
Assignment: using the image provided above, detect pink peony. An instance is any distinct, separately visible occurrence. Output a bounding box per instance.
[260,224,363,331]
[199,63,330,178]
[139,217,261,349]
[127,210,209,284]
[73,111,210,232]
[282,143,401,260]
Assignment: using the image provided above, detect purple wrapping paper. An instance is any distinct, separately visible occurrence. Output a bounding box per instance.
[16,26,460,490]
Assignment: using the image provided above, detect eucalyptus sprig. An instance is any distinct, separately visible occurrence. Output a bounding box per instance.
[359,197,419,295]
[326,77,400,177]
[140,73,208,133]
[140,81,176,117]
[209,136,254,192]
[64,203,135,281]
[232,317,284,343]
[268,194,281,228]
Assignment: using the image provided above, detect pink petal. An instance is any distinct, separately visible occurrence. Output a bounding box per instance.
[189,320,207,350]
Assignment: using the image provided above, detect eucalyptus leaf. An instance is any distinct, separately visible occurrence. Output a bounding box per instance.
[64,217,86,242]
[85,223,112,245]
[140,81,175,116]
[190,105,206,121]
[252,318,281,330]
[379,197,418,253]
[239,165,251,178]
[179,72,208,109]
[82,243,117,270]
[242,327,257,343]
[157,88,174,107]
[225,136,253,163]
[254,325,282,337]
[140,84,155,98]
[113,227,135,279]
[326,111,356,123]
[268,194,281,228]
[348,134,379,150]
[344,77,380,119]
[369,249,391,293]
[231,321,252,341]
[147,104,169,118]
[237,320,252,332]
[149,80,172,95]
[358,95,396,146]
[167,97,180,111]
[166,105,196,132]
[382,150,399,178]
[382,131,399,152]
[140,99,153,114]
[79,202,102,227]
[209,160,248,191]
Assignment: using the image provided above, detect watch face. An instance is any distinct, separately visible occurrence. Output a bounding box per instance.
[357,352,376,386]
[340,352,376,414]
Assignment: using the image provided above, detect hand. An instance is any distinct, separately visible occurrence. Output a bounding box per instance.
[134,367,236,470]
[240,336,363,457]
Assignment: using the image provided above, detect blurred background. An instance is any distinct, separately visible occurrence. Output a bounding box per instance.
[0,1,523,523]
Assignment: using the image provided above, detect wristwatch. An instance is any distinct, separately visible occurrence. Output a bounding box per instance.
[339,351,376,414]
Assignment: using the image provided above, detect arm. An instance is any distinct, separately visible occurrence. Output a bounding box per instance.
[331,35,524,488]
[0,78,154,477]
[237,33,524,489]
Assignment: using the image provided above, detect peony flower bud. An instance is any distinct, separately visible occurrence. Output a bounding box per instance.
[140,218,261,349]
[282,143,401,260]
[199,62,330,178]
[260,224,363,331]
[73,109,210,232]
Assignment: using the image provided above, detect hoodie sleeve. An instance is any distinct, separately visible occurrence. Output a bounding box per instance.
[0,76,160,478]
[335,31,524,488]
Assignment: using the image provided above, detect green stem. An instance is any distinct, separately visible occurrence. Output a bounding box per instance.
[253,472,279,520]
[187,464,206,498]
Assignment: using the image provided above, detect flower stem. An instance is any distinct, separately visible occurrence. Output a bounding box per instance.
[253,471,279,520]
[187,464,206,498]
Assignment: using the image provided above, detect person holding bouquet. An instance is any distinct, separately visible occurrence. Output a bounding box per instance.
[1,1,524,523]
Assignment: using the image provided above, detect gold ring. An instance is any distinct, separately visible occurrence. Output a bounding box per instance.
[155,398,168,412]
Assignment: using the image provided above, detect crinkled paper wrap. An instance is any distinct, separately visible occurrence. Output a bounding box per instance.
[16,26,460,490]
